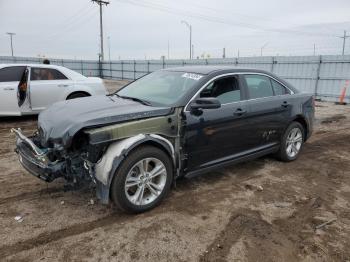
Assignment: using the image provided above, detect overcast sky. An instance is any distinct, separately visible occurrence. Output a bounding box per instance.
[1,0,350,60]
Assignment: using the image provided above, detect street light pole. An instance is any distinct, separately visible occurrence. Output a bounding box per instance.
[181,20,192,59]
[6,32,15,57]
[260,42,268,56]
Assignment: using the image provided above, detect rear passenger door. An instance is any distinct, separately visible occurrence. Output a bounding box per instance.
[29,67,72,111]
[242,74,292,148]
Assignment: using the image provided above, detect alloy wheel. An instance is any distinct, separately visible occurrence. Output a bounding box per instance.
[124,157,167,206]
[286,127,303,158]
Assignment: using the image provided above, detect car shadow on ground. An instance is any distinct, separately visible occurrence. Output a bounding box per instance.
[0,115,37,121]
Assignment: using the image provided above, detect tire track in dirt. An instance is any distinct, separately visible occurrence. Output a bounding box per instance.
[199,211,257,262]
[200,130,350,261]
[199,209,299,262]
[0,187,63,205]
[0,212,131,258]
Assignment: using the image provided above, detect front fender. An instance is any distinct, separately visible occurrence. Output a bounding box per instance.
[94,134,175,203]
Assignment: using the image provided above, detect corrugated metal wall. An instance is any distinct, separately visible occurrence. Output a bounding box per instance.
[1,55,350,103]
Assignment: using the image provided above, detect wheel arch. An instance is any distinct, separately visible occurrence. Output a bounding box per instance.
[94,134,176,204]
[292,115,309,141]
[66,91,91,100]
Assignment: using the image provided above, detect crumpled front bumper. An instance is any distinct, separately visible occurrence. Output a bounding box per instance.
[12,128,64,182]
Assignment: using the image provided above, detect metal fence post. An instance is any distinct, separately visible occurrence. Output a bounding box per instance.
[81,60,84,75]
[147,61,150,73]
[98,55,102,78]
[205,59,208,65]
[121,61,124,80]
[109,60,112,79]
[182,60,185,66]
[271,56,275,72]
[133,60,136,80]
[314,55,322,98]
[162,57,165,69]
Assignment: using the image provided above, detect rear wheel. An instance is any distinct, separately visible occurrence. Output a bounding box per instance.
[67,92,90,100]
[277,122,304,162]
[110,146,173,213]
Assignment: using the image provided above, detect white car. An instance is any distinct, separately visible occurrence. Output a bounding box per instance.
[0,64,107,116]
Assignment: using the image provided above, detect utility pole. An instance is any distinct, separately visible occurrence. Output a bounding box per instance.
[223,47,226,58]
[338,30,350,55]
[6,32,15,56]
[181,20,192,59]
[92,0,109,60]
[192,44,194,59]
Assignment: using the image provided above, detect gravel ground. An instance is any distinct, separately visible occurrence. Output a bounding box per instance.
[0,80,350,261]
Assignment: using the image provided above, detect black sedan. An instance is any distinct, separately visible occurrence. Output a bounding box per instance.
[13,66,315,213]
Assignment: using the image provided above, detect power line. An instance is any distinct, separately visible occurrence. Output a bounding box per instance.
[44,8,98,40]
[117,0,339,38]
[92,0,110,60]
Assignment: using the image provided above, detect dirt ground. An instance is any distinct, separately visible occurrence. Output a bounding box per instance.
[0,81,350,262]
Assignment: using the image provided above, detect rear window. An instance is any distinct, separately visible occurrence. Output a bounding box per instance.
[0,66,26,82]
[30,68,68,80]
[271,79,290,95]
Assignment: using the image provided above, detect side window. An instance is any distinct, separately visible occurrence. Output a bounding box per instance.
[200,76,241,104]
[0,66,26,82]
[244,75,274,99]
[271,79,290,95]
[30,68,68,81]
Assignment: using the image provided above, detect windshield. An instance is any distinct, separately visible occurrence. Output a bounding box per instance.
[117,70,203,106]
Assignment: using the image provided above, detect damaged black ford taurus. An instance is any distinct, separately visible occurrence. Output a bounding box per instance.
[12,66,314,213]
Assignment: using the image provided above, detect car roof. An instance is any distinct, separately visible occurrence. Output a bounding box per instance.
[0,63,66,69]
[0,63,86,80]
[164,65,270,75]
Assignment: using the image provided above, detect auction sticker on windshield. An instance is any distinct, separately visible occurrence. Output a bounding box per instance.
[182,73,203,81]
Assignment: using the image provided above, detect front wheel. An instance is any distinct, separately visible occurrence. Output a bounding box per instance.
[110,146,173,213]
[277,122,304,162]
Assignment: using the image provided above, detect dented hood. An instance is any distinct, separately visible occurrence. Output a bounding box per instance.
[38,95,172,147]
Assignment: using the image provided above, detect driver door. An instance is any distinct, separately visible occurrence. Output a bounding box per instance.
[183,75,250,171]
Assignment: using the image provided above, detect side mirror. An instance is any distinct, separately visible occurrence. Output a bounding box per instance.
[190,97,221,110]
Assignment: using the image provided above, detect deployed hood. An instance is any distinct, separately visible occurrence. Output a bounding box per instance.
[38,95,172,148]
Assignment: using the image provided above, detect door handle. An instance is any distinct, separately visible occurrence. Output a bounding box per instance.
[58,84,69,87]
[234,108,247,116]
[4,87,14,91]
[281,101,290,108]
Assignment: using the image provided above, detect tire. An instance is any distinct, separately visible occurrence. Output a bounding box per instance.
[67,92,90,100]
[277,121,304,162]
[110,146,173,213]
